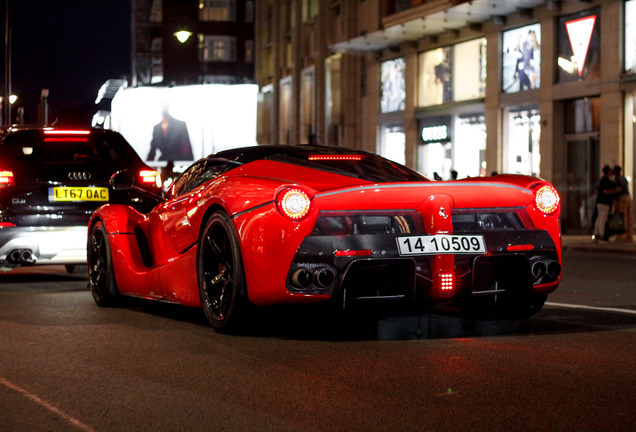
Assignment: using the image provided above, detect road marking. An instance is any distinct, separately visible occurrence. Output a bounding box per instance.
[545,302,636,315]
[0,376,96,432]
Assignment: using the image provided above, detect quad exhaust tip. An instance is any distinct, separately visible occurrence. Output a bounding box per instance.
[7,249,36,265]
[290,266,336,290]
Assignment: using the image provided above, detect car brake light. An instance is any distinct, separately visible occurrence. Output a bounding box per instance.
[535,185,560,215]
[438,273,454,297]
[277,188,311,220]
[0,171,15,188]
[43,129,91,135]
[139,170,162,189]
[308,155,363,161]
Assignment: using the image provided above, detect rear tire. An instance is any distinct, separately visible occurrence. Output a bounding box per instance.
[198,211,248,332]
[87,221,120,306]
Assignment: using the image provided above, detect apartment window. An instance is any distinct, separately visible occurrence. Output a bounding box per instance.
[245,40,254,63]
[303,0,318,22]
[199,35,237,62]
[199,0,236,22]
[245,1,254,23]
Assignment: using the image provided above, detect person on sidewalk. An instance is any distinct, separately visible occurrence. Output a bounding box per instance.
[593,165,617,242]
[613,165,632,242]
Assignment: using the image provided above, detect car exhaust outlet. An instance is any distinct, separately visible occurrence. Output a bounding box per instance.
[8,249,22,264]
[7,249,35,264]
[291,268,313,289]
[531,261,546,279]
[546,260,561,279]
[21,250,34,263]
[313,267,335,288]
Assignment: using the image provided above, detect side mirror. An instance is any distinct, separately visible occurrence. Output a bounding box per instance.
[110,170,135,190]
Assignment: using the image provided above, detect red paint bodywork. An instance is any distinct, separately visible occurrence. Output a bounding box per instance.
[90,157,561,309]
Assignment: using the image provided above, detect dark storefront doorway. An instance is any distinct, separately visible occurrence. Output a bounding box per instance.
[565,135,600,234]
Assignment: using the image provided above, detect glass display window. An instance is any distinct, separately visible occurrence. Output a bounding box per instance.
[418,38,486,107]
[380,58,406,113]
[503,106,541,176]
[502,24,541,93]
[557,9,601,82]
[626,0,636,74]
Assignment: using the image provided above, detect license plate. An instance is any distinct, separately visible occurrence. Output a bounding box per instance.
[48,187,109,202]
[396,234,486,256]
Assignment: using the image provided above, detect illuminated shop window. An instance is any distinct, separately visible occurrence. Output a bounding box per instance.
[557,9,600,82]
[502,24,541,93]
[504,106,541,176]
[380,58,406,113]
[418,38,486,107]
[626,0,636,74]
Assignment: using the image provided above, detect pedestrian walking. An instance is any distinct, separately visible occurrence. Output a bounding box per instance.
[593,165,617,242]
[613,165,632,242]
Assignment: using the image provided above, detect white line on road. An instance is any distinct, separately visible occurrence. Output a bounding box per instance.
[0,376,97,432]
[545,302,636,315]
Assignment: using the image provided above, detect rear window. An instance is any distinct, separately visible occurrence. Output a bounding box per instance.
[0,130,142,164]
[214,146,427,183]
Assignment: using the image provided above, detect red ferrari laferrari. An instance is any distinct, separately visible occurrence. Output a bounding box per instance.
[88,145,561,331]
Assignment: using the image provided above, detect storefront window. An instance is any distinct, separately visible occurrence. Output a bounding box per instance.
[418,38,486,107]
[454,113,486,178]
[380,58,406,113]
[379,124,405,165]
[564,97,600,134]
[557,9,601,82]
[626,0,636,74]
[503,106,541,176]
[502,24,541,93]
[417,114,484,180]
[418,116,451,179]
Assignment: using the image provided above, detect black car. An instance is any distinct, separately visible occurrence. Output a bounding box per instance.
[0,126,162,271]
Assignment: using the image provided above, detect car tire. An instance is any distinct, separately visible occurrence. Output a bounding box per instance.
[198,211,248,332]
[87,220,120,306]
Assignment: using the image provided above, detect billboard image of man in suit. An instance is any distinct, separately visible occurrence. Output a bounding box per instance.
[147,103,194,162]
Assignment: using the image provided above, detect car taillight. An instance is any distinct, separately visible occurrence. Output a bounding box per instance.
[43,129,91,135]
[438,272,454,297]
[139,170,162,189]
[0,171,15,189]
[277,188,311,220]
[535,185,560,215]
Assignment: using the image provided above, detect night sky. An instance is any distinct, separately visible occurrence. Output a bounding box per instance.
[0,0,131,125]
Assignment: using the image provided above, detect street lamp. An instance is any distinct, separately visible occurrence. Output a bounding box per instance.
[174,29,193,43]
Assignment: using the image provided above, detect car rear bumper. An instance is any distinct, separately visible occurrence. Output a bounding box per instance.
[0,226,87,268]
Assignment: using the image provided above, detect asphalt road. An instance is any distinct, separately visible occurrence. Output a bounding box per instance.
[0,250,635,432]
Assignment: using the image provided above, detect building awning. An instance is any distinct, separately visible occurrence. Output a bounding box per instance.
[330,0,547,54]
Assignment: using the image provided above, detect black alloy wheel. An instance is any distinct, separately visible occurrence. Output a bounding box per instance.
[88,221,120,306]
[198,211,247,331]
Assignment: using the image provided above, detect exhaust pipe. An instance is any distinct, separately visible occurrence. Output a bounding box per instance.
[313,267,335,288]
[546,260,561,279]
[291,268,313,289]
[6,249,35,265]
[531,261,546,279]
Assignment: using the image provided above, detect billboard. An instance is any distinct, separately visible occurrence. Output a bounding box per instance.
[110,84,258,168]
[502,23,541,93]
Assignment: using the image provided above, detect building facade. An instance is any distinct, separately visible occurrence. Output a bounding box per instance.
[255,0,636,234]
[132,0,255,87]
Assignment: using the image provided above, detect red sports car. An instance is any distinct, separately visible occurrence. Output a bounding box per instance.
[88,145,561,331]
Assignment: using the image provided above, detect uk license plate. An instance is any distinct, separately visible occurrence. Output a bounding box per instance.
[48,187,109,202]
[396,234,486,256]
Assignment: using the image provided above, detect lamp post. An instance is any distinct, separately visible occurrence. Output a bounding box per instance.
[4,0,12,126]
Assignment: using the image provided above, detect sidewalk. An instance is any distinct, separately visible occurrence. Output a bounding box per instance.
[562,234,636,254]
